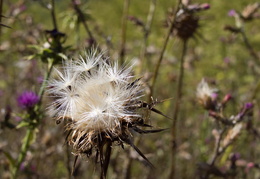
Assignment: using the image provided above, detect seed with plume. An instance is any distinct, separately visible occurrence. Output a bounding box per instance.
[196,79,218,110]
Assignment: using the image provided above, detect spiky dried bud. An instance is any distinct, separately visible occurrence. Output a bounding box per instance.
[47,50,165,171]
[174,12,199,40]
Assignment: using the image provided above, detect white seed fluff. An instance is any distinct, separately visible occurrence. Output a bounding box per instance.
[196,78,217,100]
[48,51,142,133]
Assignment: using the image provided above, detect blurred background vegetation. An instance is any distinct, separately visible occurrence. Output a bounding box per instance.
[1,0,260,178]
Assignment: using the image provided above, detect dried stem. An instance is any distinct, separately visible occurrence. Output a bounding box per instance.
[71,0,95,43]
[51,0,58,30]
[139,0,157,73]
[209,128,226,166]
[240,29,260,63]
[169,39,188,179]
[0,0,3,38]
[66,143,72,179]
[119,0,130,65]
[149,0,182,101]
[103,141,112,178]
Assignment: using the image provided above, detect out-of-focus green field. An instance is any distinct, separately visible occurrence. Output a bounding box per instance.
[1,0,260,178]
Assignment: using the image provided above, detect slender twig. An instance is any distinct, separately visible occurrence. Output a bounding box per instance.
[71,0,95,43]
[38,59,54,105]
[240,29,259,62]
[51,0,58,30]
[209,128,226,166]
[139,0,156,73]
[0,0,3,38]
[119,0,130,65]
[203,128,226,179]
[169,39,188,179]
[149,0,182,101]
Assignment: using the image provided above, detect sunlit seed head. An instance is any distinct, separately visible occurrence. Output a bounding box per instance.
[48,50,142,133]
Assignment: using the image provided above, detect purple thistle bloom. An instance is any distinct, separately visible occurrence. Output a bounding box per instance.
[17,91,39,109]
[245,102,253,110]
[228,9,236,17]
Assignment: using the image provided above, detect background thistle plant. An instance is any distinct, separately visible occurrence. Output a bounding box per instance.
[1,0,260,178]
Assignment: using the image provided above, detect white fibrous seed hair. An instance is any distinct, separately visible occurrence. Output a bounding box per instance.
[48,50,142,134]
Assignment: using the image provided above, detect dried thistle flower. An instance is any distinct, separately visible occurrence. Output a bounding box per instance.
[196,79,217,110]
[222,123,243,149]
[165,2,210,41]
[241,2,260,21]
[47,50,165,176]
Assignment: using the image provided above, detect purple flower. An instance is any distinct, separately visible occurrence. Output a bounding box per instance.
[228,9,236,17]
[245,102,253,110]
[17,91,39,109]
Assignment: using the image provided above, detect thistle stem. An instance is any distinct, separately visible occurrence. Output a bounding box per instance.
[38,59,54,105]
[51,0,58,30]
[240,29,259,62]
[71,0,95,43]
[149,0,182,101]
[139,0,156,73]
[119,0,130,65]
[11,59,54,178]
[0,0,3,38]
[169,39,188,179]
[12,128,33,179]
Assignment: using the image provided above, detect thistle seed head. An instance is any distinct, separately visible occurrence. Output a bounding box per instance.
[196,79,218,110]
[47,50,151,157]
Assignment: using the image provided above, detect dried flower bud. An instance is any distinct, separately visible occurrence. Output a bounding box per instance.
[222,93,232,105]
[241,3,260,21]
[174,12,199,40]
[128,16,144,27]
[222,123,243,148]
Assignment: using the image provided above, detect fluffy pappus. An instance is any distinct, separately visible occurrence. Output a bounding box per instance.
[47,50,166,176]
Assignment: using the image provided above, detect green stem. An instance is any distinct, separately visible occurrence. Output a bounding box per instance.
[38,59,54,105]
[169,39,188,179]
[12,128,34,179]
